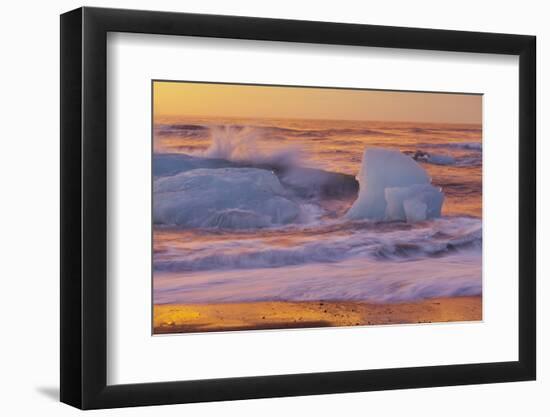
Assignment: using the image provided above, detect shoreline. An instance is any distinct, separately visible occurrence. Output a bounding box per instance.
[153,295,482,334]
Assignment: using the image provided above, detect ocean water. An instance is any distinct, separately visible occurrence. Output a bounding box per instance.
[153,116,482,305]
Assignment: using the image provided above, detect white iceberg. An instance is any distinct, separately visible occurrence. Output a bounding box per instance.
[153,153,238,177]
[153,168,300,228]
[385,184,443,222]
[346,148,444,222]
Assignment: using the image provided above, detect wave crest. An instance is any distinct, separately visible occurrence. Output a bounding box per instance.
[154,217,482,272]
[199,125,303,169]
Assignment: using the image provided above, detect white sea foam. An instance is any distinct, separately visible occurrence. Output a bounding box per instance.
[154,217,481,272]
[154,250,482,304]
[154,215,481,303]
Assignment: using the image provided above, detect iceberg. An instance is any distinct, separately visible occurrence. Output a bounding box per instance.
[153,153,238,177]
[346,148,444,222]
[385,184,443,222]
[278,166,358,199]
[153,167,300,228]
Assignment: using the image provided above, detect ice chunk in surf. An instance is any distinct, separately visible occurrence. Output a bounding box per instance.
[346,148,443,222]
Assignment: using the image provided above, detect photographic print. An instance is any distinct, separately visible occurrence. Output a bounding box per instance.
[152,81,482,335]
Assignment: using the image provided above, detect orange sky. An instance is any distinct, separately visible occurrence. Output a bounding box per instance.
[153,81,482,124]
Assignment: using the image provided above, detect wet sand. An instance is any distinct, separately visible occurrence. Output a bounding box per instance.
[153,295,481,334]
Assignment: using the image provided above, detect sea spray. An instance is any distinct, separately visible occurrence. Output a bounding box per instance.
[200,125,304,169]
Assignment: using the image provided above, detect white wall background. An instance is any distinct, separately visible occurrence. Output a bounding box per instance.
[0,0,545,415]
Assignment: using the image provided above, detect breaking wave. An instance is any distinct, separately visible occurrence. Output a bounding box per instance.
[154,217,481,272]
[198,125,304,169]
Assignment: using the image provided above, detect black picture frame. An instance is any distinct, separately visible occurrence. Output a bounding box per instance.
[60,6,536,410]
